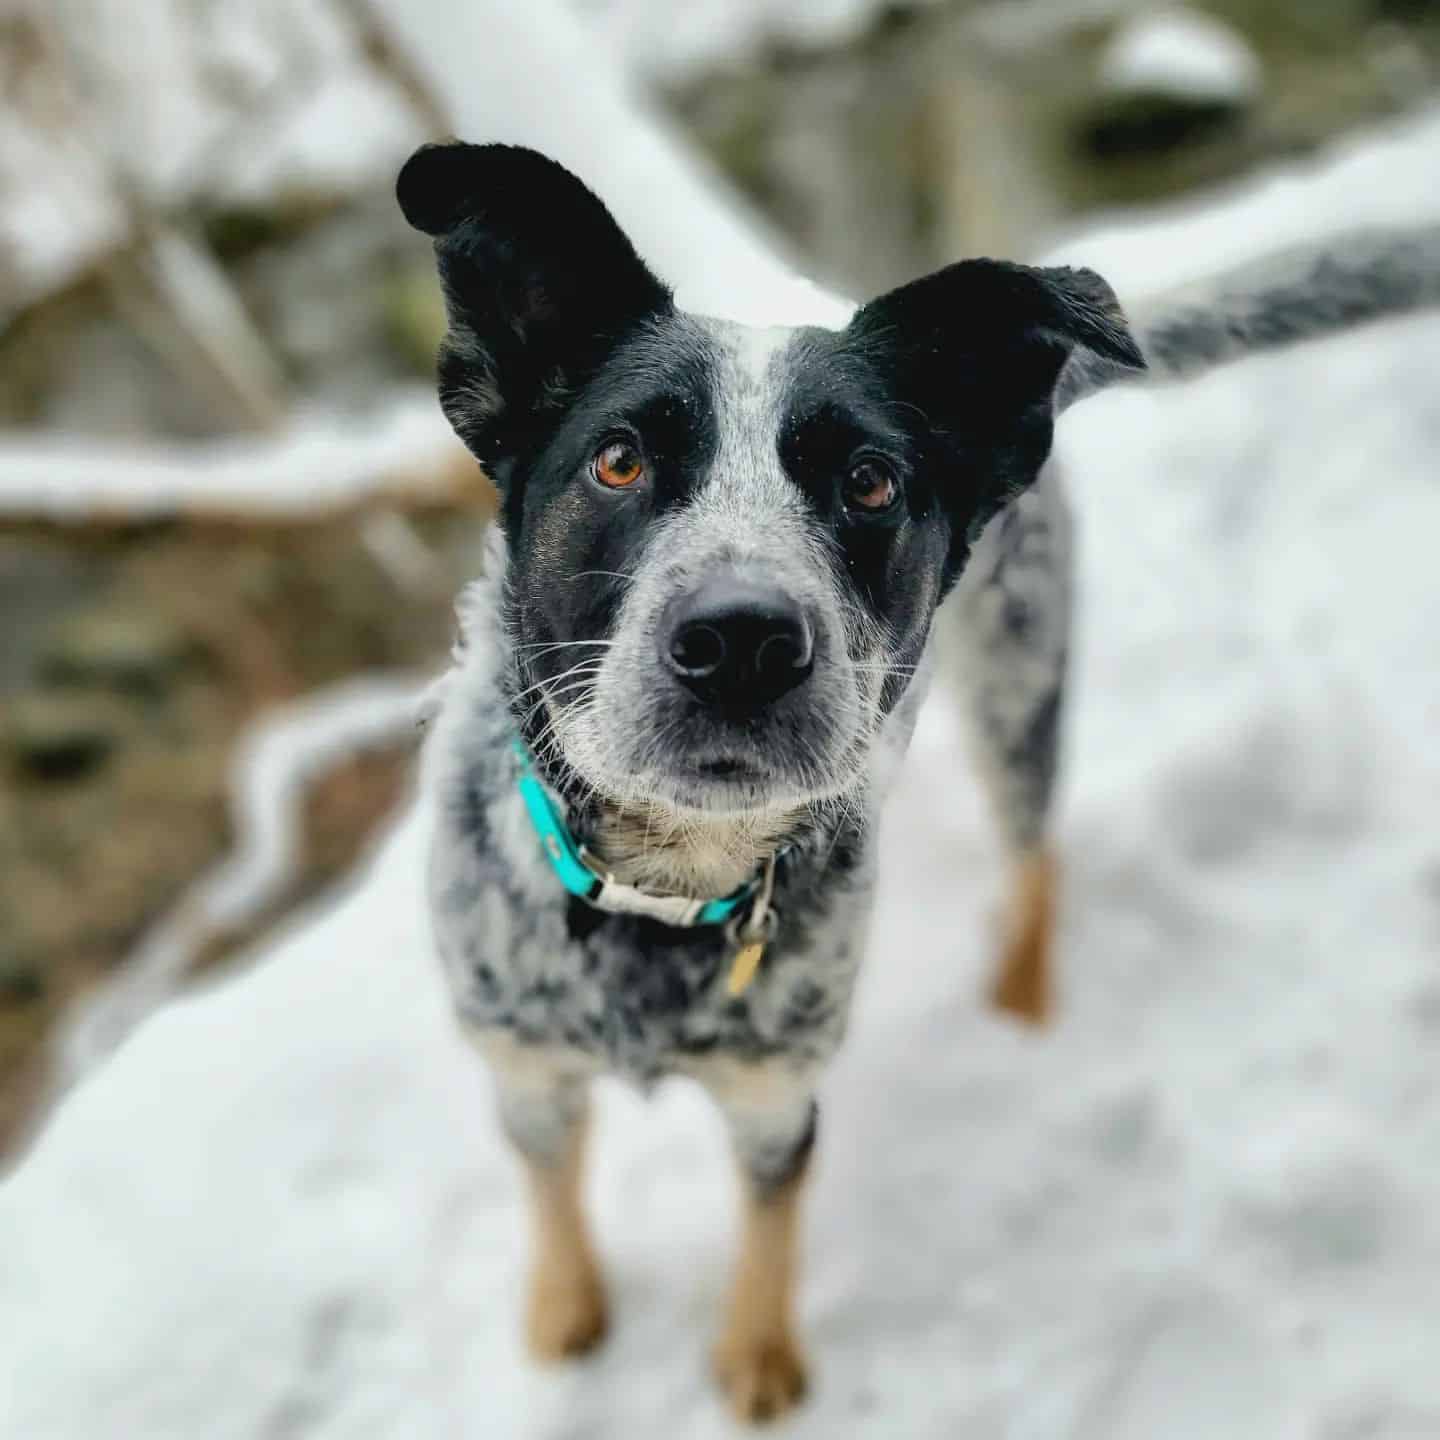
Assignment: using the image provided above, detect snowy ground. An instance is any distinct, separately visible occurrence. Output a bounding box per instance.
[4,5,1440,1434]
[52,676,430,1094]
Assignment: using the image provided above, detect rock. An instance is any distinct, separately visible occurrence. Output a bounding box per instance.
[1082,9,1262,162]
[0,941,45,1005]
[0,538,94,692]
[381,262,447,377]
[3,692,130,782]
[40,610,194,699]
[238,194,432,394]
[1078,88,1244,162]
[1375,0,1440,18]
[1100,8,1264,108]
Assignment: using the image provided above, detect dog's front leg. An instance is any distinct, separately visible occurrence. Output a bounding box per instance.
[480,1034,607,1362]
[697,1059,818,1424]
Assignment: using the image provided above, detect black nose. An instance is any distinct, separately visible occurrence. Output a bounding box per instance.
[662,577,814,708]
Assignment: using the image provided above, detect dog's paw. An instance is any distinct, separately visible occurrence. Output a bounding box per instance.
[526,1252,608,1361]
[989,850,1055,1026]
[990,928,1052,1025]
[714,1331,808,1424]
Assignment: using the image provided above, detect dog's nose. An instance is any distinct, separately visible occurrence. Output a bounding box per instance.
[662,577,814,707]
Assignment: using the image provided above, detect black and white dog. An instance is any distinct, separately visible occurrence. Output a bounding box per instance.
[398,141,1440,1422]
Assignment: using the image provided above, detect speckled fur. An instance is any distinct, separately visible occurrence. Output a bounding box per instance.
[423,488,1058,1111]
[420,304,944,1116]
[424,533,916,1097]
[400,141,1440,1417]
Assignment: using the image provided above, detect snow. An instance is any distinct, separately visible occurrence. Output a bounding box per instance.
[373,0,853,330]
[1099,7,1263,106]
[2,0,427,312]
[1046,103,1440,295]
[5,5,1440,1435]
[563,0,923,82]
[0,392,460,518]
[53,676,429,1097]
[0,117,127,319]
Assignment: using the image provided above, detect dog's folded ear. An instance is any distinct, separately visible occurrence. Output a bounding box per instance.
[846,259,1143,563]
[397,142,670,470]
[849,258,1143,420]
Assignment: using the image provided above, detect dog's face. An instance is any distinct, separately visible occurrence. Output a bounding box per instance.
[399,144,1141,818]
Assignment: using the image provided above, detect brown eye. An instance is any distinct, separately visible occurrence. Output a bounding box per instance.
[592,440,645,489]
[843,459,898,512]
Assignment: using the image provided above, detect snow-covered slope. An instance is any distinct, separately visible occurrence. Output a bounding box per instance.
[4,14,1440,1437]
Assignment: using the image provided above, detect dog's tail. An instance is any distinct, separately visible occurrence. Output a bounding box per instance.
[1057,223,1440,412]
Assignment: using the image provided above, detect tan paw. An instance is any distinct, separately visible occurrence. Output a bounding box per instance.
[990,932,1052,1025]
[714,1332,809,1424]
[990,851,1055,1026]
[526,1253,608,1362]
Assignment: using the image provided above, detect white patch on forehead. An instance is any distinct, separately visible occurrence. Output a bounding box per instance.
[727,321,796,384]
[686,316,813,548]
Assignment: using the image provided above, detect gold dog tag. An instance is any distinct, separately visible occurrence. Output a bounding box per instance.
[726,940,765,997]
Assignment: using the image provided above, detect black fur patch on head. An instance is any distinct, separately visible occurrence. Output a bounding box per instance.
[771,330,950,701]
[396,142,672,485]
[497,315,722,762]
[843,259,1144,589]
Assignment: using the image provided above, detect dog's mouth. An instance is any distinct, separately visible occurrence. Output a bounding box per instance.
[631,735,861,818]
[693,756,749,780]
[601,740,804,817]
[644,770,791,818]
[662,751,777,803]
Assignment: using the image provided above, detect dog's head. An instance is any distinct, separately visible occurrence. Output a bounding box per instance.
[399,143,1141,820]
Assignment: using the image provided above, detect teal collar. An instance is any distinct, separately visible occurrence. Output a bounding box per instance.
[511,739,762,928]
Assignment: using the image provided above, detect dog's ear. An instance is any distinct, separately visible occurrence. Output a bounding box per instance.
[850,259,1143,415]
[397,142,671,471]
[847,259,1144,553]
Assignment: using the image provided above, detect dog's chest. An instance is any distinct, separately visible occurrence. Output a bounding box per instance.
[428,793,866,1082]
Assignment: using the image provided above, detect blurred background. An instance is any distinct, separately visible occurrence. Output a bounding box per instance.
[2,4,1440,1433]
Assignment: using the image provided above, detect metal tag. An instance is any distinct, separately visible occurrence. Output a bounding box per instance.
[726,940,766,997]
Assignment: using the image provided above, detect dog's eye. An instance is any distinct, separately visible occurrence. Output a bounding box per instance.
[592,440,646,489]
[842,459,898,513]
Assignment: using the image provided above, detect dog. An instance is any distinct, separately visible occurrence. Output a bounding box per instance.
[397,141,1440,1422]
